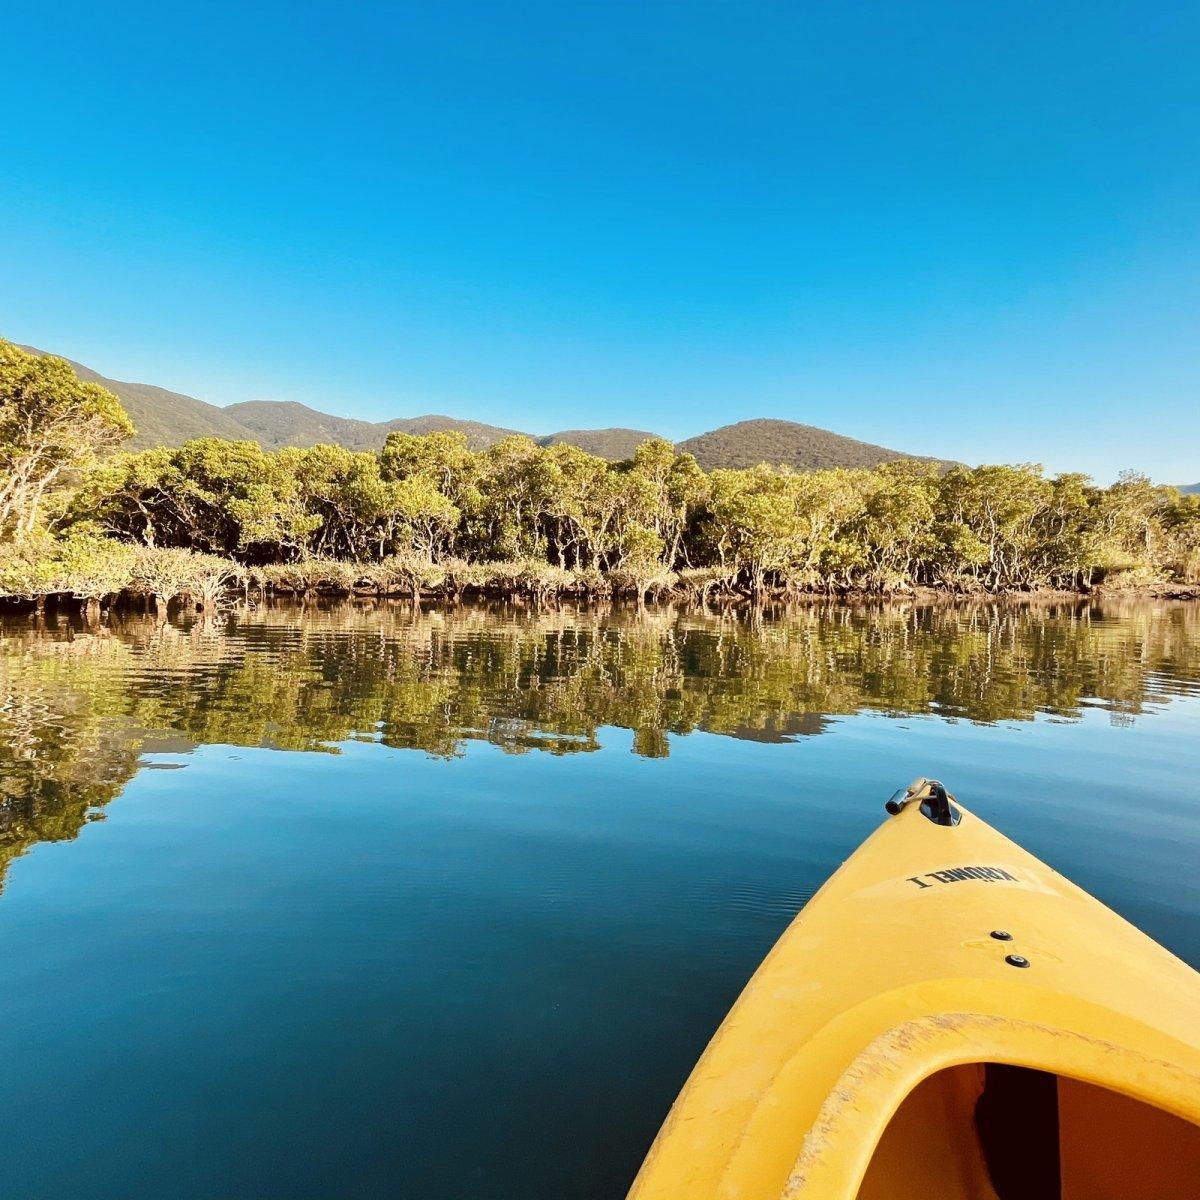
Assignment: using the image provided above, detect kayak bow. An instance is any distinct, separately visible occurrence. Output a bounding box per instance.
[628,779,1200,1200]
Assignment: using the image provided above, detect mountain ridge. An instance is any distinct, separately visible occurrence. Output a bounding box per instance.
[18,341,954,472]
[677,419,946,472]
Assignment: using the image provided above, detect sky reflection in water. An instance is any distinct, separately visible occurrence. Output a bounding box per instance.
[0,599,1198,1199]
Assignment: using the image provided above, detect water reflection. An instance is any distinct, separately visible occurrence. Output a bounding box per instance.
[2,599,1199,891]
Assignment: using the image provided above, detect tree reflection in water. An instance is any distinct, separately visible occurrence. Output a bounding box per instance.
[2,598,1198,890]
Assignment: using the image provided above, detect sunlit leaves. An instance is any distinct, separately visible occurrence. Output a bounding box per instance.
[0,341,134,538]
[2,341,1194,597]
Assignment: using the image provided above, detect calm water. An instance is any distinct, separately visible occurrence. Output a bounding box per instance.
[1,599,1199,1199]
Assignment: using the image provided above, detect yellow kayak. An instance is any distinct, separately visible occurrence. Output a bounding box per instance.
[628,779,1200,1200]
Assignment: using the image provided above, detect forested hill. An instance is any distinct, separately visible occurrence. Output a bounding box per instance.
[1180,483,1200,495]
[226,402,529,452]
[540,428,662,459]
[29,347,255,447]
[20,342,947,470]
[677,419,951,471]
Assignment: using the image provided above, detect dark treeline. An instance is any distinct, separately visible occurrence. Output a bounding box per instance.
[2,340,1198,609]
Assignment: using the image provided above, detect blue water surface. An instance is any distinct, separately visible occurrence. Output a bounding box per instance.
[0,601,1197,1198]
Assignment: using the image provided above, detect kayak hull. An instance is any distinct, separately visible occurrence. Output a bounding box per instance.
[628,787,1200,1200]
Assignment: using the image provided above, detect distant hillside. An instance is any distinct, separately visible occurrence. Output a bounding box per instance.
[15,342,953,470]
[19,344,258,449]
[19,347,526,453]
[541,428,661,459]
[678,418,951,472]
[225,404,527,452]
[383,415,526,450]
[225,400,385,451]
[1179,483,1200,495]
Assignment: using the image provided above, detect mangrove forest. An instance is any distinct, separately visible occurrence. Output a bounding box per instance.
[2,340,1198,611]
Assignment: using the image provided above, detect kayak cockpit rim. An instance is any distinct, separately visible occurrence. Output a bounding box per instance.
[782,1011,1200,1199]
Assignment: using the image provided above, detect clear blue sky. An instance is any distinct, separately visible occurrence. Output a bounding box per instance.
[2,2,1197,482]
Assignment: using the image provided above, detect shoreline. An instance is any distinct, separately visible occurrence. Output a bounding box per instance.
[2,578,1198,620]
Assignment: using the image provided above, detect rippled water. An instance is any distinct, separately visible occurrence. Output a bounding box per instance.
[1,599,1198,1198]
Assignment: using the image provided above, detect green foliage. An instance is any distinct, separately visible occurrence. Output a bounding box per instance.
[0,354,1194,606]
[47,437,1200,603]
[0,535,243,609]
[249,557,367,595]
[1159,493,1200,582]
[132,546,210,603]
[0,531,136,600]
[0,341,133,538]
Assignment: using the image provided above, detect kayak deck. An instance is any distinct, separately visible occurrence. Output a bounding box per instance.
[628,782,1200,1199]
